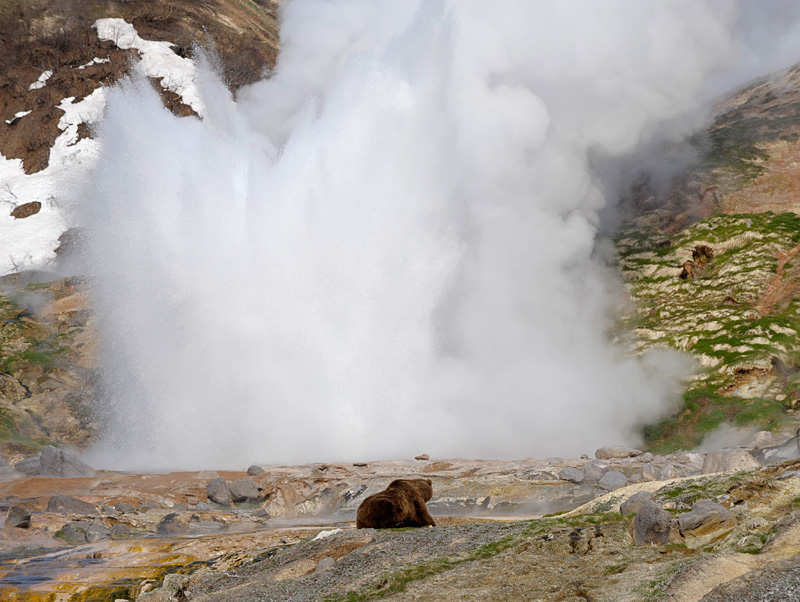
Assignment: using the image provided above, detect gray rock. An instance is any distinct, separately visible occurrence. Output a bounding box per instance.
[641,452,654,462]
[207,477,231,506]
[315,556,335,573]
[40,445,95,478]
[14,456,41,476]
[583,461,609,484]
[246,465,265,476]
[115,503,136,513]
[580,454,589,460]
[641,464,659,482]
[629,473,642,484]
[414,454,430,461]
[558,467,585,484]
[658,464,679,480]
[138,501,158,510]
[678,499,735,535]
[595,446,643,460]
[60,521,90,543]
[598,470,628,491]
[101,506,117,514]
[111,524,133,538]
[228,478,261,503]
[632,501,673,545]
[46,495,97,515]
[86,521,111,543]
[0,454,8,466]
[163,573,190,598]
[6,505,31,528]
[157,513,187,536]
[195,502,212,511]
[701,450,760,474]
[620,491,654,515]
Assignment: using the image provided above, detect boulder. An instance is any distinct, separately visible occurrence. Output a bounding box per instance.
[207,477,231,506]
[138,501,158,510]
[558,467,585,484]
[111,524,133,538]
[14,456,41,476]
[658,464,679,480]
[621,491,655,516]
[415,454,430,461]
[246,465,265,476]
[677,499,736,549]
[641,464,659,482]
[46,495,98,515]
[632,501,673,545]
[115,503,136,514]
[228,478,261,503]
[595,446,643,460]
[40,446,95,477]
[86,521,111,543]
[599,470,628,491]
[701,450,760,474]
[6,505,31,528]
[583,461,609,484]
[59,521,91,543]
[641,452,654,462]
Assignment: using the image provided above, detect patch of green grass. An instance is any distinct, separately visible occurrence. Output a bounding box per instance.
[734,530,775,555]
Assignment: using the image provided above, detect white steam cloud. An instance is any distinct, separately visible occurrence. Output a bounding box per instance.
[84,1,797,469]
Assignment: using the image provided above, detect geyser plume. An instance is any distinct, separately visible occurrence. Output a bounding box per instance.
[88,1,748,469]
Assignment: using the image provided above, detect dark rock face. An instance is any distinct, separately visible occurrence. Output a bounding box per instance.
[247,464,265,476]
[40,445,95,477]
[14,456,42,476]
[207,477,231,506]
[598,470,628,491]
[632,501,673,545]
[228,478,261,503]
[46,495,98,515]
[6,505,31,528]
[558,467,585,484]
[620,491,655,516]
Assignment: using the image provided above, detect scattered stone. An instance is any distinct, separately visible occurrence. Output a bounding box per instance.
[115,503,136,513]
[621,491,654,515]
[6,506,31,528]
[702,450,760,474]
[744,517,769,532]
[598,470,628,491]
[632,501,673,545]
[580,454,589,460]
[40,445,95,477]
[582,461,609,484]
[595,446,643,460]
[195,502,212,511]
[111,524,133,538]
[641,452,654,462]
[315,556,335,572]
[658,464,679,480]
[776,394,787,402]
[247,465,265,476]
[86,521,111,543]
[558,467,585,484]
[629,473,642,484]
[101,506,117,514]
[46,495,97,515]
[138,501,158,510]
[207,477,232,506]
[14,456,41,476]
[186,495,199,505]
[228,478,261,503]
[415,454,430,461]
[678,499,736,549]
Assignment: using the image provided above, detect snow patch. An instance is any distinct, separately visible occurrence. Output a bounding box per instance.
[29,70,53,90]
[313,529,343,541]
[5,111,31,125]
[94,18,203,115]
[78,57,111,69]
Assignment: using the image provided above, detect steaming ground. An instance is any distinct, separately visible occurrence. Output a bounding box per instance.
[84,1,800,470]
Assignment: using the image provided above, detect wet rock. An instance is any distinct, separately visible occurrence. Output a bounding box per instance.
[247,464,265,476]
[86,521,111,542]
[415,454,430,461]
[316,556,335,572]
[678,499,736,549]
[632,501,673,545]
[207,477,231,506]
[111,524,133,538]
[60,521,90,543]
[558,467,585,484]
[40,445,95,477]
[582,461,609,484]
[46,495,98,515]
[6,505,31,528]
[115,503,136,513]
[598,470,628,491]
[595,446,642,460]
[702,450,760,474]
[14,456,42,476]
[621,491,654,515]
[228,478,261,503]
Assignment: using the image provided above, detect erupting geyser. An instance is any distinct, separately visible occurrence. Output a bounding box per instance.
[83,1,798,469]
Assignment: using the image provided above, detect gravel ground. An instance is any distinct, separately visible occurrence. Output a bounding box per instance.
[699,555,800,602]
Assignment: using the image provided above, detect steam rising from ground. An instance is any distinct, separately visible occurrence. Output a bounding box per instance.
[85,1,793,469]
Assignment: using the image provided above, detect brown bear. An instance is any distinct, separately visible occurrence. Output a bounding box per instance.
[356,478,436,529]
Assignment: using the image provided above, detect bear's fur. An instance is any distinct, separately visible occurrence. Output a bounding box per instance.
[356,478,436,529]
